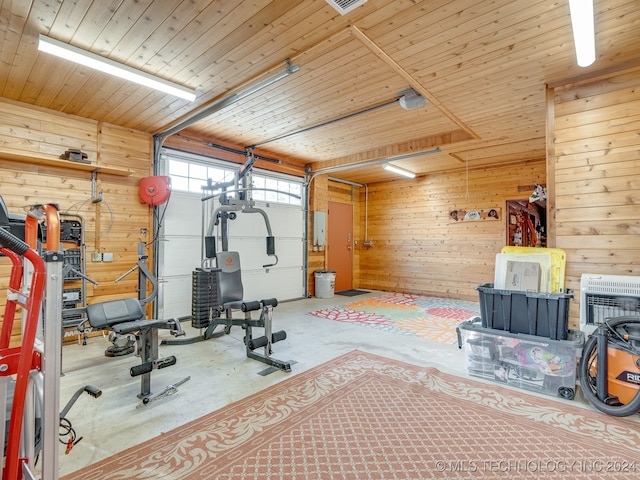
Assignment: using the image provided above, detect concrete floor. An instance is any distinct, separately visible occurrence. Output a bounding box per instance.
[56,291,593,477]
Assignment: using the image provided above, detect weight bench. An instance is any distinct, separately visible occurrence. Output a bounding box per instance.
[80,298,187,402]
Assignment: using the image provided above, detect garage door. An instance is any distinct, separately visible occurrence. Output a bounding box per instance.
[157,149,305,320]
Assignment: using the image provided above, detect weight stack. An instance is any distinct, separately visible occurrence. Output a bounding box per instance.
[191,268,221,329]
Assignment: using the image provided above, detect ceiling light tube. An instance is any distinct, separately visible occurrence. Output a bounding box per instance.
[382,163,416,178]
[568,0,596,67]
[37,34,197,101]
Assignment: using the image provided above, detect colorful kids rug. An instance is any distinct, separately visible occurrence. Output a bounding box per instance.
[307,292,480,345]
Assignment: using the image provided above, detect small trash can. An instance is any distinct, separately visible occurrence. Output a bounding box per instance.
[314,270,336,298]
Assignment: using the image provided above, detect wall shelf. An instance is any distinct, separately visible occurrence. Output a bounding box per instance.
[0,150,134,176]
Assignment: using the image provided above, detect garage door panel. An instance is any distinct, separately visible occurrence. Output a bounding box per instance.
[164,192,203,236]
[160,152,305,320]
[262,206,304,236]
[241,267,304,301]
[221,206,302,238]
[222,237,302,270]
[161,275,192,319]
[163,236,201,274]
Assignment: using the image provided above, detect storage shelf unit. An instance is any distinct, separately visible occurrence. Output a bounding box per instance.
[60,213,90,330]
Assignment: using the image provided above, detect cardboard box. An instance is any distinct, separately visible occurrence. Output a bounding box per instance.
[505,260,541,291]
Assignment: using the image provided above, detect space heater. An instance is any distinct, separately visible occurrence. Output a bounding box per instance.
[580,273,640,335]
[139,176,171,206]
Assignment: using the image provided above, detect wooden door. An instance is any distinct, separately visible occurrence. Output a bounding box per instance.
[328,201,353,292]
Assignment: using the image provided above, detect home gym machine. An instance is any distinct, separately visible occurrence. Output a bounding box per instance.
[164,152,291,373]
[77,241,189,406]
[579,316,640,417]
[1,198,100,480]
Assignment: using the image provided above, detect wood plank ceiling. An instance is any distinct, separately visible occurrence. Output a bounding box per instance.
[1,0,639,183]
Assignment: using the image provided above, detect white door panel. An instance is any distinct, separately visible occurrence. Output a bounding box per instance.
[163,193,202,236]
[162,236,202,274]
[161,275,192,320]
[241,267,304,302]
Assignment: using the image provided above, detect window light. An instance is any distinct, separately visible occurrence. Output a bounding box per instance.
[37,34,197,101]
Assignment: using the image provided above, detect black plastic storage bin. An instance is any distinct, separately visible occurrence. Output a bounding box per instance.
[475,283,573,340]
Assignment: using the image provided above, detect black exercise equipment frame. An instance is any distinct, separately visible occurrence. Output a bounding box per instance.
[162,151,292,373]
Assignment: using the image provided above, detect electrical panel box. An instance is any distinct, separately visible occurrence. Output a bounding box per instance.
[313,211,326,246]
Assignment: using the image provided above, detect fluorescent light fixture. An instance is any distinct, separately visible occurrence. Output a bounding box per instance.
[382,163,416,178]
[568,0,596,67]
[37,34,197,101]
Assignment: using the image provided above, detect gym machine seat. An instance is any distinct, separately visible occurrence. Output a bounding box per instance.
[81,298,186,400]
[217,251,290,372]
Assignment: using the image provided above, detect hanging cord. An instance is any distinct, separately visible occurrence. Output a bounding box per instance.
[465,156,470,201]
[35,417,82,465]
[65,197,115,240]
[145,187,172,247]
[59,417,83,454]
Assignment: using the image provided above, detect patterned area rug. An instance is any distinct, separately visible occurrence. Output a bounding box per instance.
[62,350,640,480]
[307,292,480,344]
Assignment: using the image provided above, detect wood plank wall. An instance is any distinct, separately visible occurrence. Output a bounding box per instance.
[356,161,546,301]
[308,160,547,300]
[0,99,152,344]
[550,65,640,329]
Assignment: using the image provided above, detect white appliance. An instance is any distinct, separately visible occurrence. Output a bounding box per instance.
[580,274,640,335]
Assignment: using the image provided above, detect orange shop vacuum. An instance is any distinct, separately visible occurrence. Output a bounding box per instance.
[579,316,640,416]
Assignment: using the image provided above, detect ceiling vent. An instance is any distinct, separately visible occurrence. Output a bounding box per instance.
[325,0,368,15]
